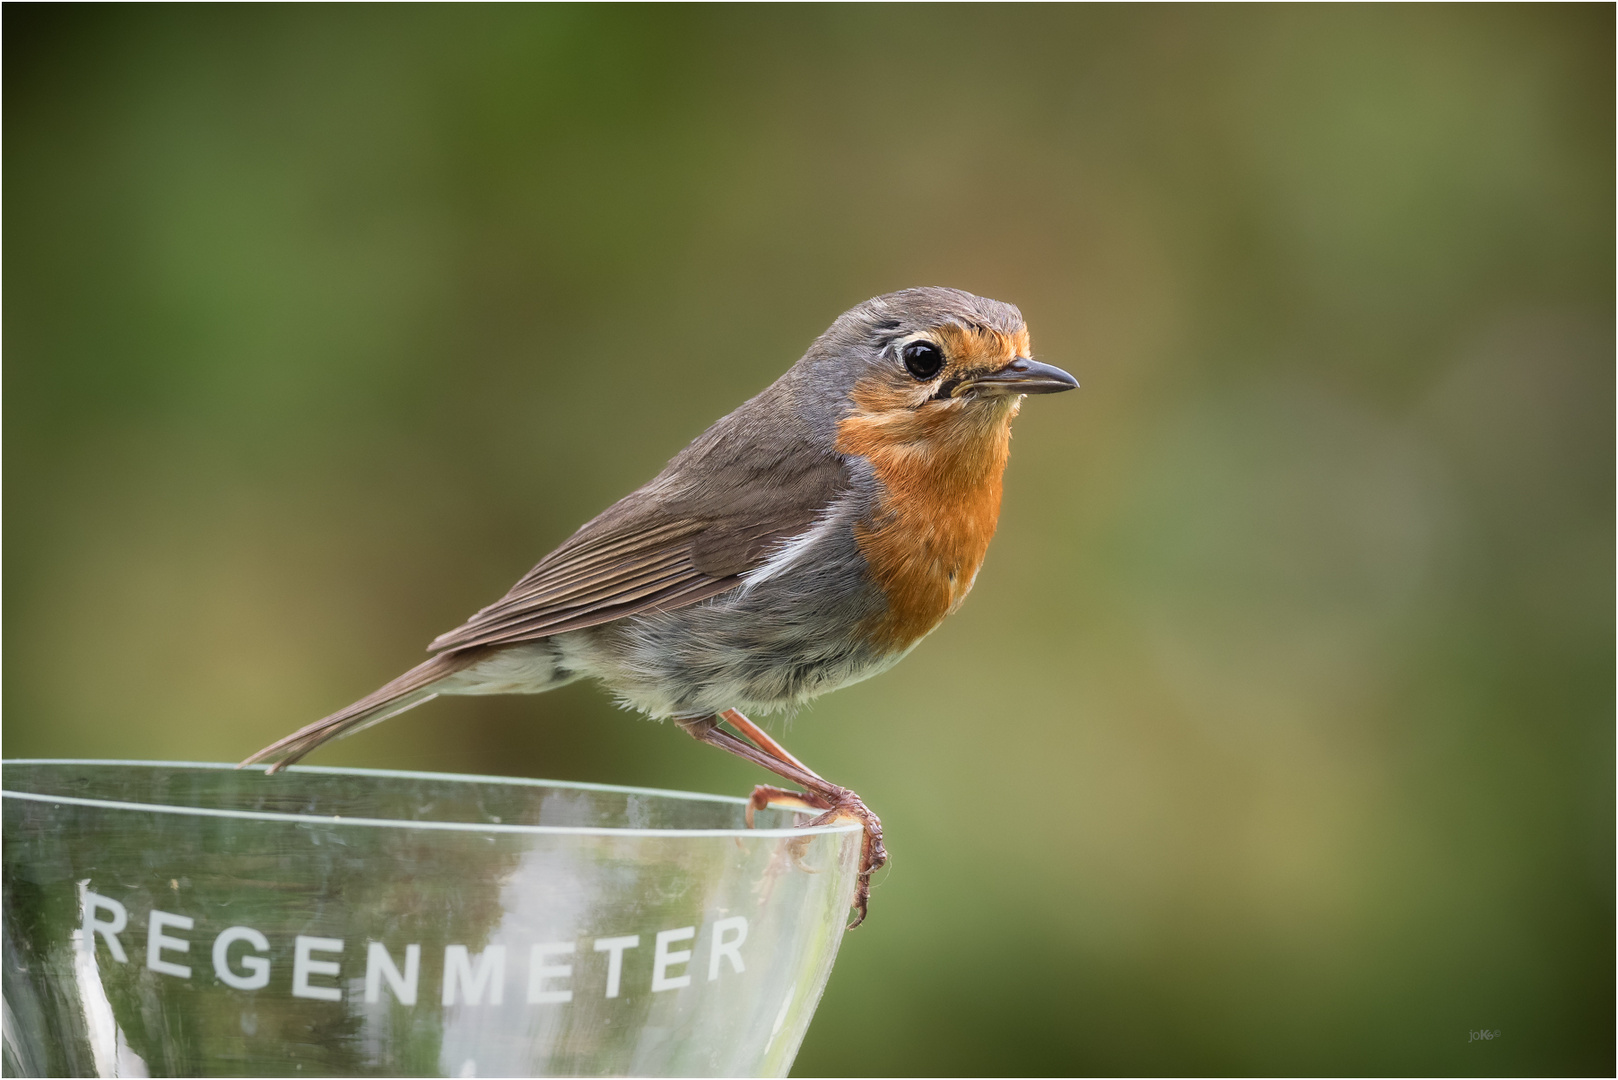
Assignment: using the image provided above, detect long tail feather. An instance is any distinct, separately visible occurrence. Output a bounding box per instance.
[240,653,475,773]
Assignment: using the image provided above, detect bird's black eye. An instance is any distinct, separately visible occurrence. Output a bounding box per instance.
[902,341,944,380]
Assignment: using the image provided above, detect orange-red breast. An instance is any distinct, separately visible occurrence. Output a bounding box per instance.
[245,286,1077,926]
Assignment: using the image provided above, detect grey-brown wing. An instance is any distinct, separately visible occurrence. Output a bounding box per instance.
[427,447,846,655]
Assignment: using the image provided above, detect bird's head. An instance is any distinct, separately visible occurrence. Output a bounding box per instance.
[795,287,1077,470]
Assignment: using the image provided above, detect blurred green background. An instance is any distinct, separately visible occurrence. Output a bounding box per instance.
[5,5,1611,1075]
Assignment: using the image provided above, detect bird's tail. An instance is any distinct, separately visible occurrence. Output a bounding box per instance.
[239,652,475,774]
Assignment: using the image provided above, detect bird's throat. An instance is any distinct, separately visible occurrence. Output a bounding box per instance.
[835,394,1017,652]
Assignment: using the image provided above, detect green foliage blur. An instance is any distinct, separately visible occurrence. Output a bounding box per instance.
[5,6,1611,1075]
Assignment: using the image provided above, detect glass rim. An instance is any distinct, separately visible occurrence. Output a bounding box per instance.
[0,758,861,840]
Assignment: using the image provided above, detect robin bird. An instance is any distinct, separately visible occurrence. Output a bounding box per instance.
[244,286,1077,926]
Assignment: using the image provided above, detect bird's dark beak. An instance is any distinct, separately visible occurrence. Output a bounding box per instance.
[955,357,1079,397]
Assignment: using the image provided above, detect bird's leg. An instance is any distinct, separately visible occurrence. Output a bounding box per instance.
[719,708,822,779]
[715,709,833,825]
[676,714,887,928]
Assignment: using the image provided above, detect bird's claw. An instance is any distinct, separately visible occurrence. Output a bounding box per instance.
[746,784,829,828]
[806,790,884,929]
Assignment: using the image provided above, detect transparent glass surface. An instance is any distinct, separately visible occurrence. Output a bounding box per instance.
[1,761,861,1077]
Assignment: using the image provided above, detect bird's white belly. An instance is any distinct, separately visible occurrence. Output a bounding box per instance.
[440,638,588,696]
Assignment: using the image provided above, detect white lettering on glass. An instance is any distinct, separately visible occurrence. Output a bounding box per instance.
[528,942,575,1005]
[442,945,505,1006]
[709,916,747,980]
[652,926,695,992]
[212,925,271,990]
[146,910,193,978]
[364,942,420,1005]
[78,886,128,964]
[593,935,640,999]
[292,936,344,1001]
[62,887,763,1012]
